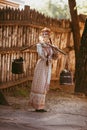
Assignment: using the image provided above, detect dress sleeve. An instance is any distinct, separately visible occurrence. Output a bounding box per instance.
[37,43,47,60]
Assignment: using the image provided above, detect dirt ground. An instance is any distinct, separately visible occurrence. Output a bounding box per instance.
[5,86,87,113]
[1,82,87,113]
[0,83,87,130]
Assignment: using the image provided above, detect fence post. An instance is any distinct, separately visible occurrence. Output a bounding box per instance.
[24,5,30,20]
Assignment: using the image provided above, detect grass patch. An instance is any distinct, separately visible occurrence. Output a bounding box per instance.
[13,87,30,97]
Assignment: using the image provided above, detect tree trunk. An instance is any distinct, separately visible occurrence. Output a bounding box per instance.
[75,19,87,94]
[68,0,84,93]
[0,91,9,105]
[68,0,80,58]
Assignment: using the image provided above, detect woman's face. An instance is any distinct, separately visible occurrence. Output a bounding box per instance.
[39,33,50,43]
[42,32,50,39]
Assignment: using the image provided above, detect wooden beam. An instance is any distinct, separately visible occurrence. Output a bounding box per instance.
[0,0,19,8]
[0,47,36,54]
[0,76,58,89]
[0,21,71,33]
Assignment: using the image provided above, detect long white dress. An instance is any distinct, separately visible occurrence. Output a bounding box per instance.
[29,43,53,110]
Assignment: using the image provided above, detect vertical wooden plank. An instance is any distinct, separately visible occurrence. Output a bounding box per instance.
[20,26,23,47]
[28,52,31,76]
[2,26,5,48]
[7,53,10,82]
[14,25,18,47]
[11,53,15,81]
[11,26,14,47]
[17,26,20,47]
[0,26,2,47]
[4,54,7,82]
[0,54,2,83]
[1,54,5,82]
[8,26,11,48]
[6,26,9,47]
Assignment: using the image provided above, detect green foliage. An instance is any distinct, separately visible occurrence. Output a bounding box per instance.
[38,0,70,19]
[13,87,29,97]
[30,0,87,19]
[9,85,31,97]
[76,0,87,15]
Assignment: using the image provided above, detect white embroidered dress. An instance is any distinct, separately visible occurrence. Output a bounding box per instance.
[29,43,53,109]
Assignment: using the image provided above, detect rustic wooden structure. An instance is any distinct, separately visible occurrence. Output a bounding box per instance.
[0,6,75,89]
[0,0,19,9]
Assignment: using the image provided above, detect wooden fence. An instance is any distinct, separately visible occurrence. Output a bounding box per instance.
[0,6,73,89]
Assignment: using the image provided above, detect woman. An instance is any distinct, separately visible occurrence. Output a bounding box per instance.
[29,27,58,112]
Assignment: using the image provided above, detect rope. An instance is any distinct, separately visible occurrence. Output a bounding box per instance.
[63,54,68,70]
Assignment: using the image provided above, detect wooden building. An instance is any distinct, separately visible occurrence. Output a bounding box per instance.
[0,0,19,8]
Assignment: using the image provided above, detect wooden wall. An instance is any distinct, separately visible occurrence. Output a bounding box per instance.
[0,6,74,89]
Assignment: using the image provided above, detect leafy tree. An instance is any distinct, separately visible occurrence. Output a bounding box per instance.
[38,0,70,19]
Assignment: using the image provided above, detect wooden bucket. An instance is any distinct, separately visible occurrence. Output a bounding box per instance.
[59,69,73,85]
[12,57,24,74]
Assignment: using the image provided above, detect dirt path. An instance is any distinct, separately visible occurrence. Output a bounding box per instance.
[0,89,87,130]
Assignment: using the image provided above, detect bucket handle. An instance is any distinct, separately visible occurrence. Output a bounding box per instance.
[63,54,69,70]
